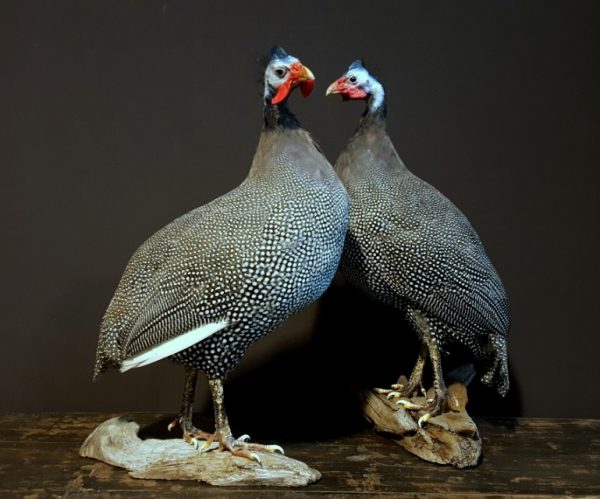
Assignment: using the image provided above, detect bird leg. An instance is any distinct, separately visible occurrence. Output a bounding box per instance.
[375,342,428,401]
[198,378,284,464]
[413,334,450,427]
[391,314,457,426]
[168,367,212,446]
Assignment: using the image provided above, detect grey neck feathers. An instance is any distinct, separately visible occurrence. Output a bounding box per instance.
[358,99,387,132]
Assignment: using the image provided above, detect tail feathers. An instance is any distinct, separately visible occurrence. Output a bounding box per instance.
[93,340,118,380]
[480,348,509,397]
[119,319,229,373]
[93,355,108,381]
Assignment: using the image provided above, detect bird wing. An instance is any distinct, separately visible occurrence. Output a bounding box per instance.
[375,176,510,339]
[119,319,229,371]
[98,181,312,368]
[98,188,260,366]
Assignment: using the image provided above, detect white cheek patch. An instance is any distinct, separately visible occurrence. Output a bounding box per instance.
[347,68,385,112]
[264,56,299,99]
[348,68,370,87]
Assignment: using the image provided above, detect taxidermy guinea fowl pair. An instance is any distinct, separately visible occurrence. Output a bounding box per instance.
[94,47,510,462]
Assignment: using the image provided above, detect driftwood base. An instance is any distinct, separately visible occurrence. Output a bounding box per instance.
[360,378,481,468]
[79,416,321,487]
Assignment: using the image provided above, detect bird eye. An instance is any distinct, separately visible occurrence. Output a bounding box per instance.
[348,75,358,84]
[275,67,287,78]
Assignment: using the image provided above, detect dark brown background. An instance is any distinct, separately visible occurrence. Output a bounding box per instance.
[2,0,599,423]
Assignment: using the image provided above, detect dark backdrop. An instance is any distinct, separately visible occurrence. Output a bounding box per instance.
[2,1,599,422]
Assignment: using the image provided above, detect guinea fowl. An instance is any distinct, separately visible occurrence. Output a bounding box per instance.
[326,61,510,425]
[94,47,349,461]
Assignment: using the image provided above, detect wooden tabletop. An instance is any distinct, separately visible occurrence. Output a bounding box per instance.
[1,413,599,497]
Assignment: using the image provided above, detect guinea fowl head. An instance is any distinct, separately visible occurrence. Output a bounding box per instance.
[326,60,385,114]
[264,46,315,105]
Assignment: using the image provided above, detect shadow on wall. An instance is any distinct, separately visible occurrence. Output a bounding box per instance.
[161,279,523,443]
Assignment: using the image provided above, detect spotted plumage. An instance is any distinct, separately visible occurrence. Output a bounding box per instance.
[94,47,349,459]
[327,61,509,418]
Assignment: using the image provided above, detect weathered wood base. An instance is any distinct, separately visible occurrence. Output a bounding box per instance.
[79,416,321,487]
[360,379,481,468]
[3,413,599,496]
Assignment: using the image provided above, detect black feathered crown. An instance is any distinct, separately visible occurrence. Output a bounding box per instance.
[348,59,365,71]
[270,46,289,61]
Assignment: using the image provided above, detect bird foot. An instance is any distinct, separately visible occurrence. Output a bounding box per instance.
[375,381,427,401]
[413,388,460,428]
[198,431,284,465]
[391,386,461,427]
[167,416,213,449]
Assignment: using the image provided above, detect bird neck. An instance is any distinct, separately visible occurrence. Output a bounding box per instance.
[358,102,387,132]
[367,79,385,112]
[247,128,328,182]
[339,98,408,179]
[262,99,302,131]
[356,76,387,129]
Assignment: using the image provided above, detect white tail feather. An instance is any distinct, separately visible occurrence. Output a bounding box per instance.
[119,320,228,372]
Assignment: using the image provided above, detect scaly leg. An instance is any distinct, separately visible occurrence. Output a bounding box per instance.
[199,378,284,464]
[168,367,212,446]
[375,341,428,401]
[415,334,449,427]
[393,312,454,426]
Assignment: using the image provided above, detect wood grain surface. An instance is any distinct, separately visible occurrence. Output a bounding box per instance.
[0,413,598,497]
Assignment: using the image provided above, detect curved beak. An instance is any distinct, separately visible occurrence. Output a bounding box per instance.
[325,76,366,101]
[326,78,343,96]
[297,64,315,83]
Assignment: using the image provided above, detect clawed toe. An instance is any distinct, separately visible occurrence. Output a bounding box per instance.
[396,398,427,410]
[168,415,214,449]
[228,435,284,455]
[236,433,251,443]
[185,430,286,462]
[415,391,449,427]
[167,418,178,432]
[383,384,452,428]
[170,423,284,462]
[376,380,424,402]
[245,443,284,455]
[220,434,284,463]
[230,448,262,464]
[185,435,201,450]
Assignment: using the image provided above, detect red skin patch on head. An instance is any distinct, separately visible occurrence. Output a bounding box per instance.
[344,86,368,99]
[271,62,314,105]
[331,77,368,100]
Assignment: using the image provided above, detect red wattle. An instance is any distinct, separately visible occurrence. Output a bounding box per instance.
[332,78,368,100]
[271,80,292,105]
[345,86,368,100]
[300,79,315,97]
